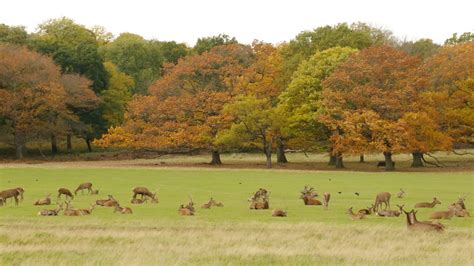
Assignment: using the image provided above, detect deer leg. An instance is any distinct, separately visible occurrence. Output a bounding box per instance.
[14,196,18,206]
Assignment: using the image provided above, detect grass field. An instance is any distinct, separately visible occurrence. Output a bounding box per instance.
[0,164,473,265]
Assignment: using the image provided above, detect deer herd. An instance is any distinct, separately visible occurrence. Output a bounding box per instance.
[0,183,469,233]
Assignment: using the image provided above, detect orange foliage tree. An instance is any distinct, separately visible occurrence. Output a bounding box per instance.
[95,44,253,164]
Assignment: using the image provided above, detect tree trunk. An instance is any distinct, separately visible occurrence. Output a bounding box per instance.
[66,134,72,151]
[85,138,92,152]
[335,153,344,168]
[14,133,25,159]
[276,138,288,163]
[210,150,222,165]
[384,152,395,171]
[411,152,424,167]
[51,134,58,154]
[359,154,365,163]
[265,137,273,169]
[328,155,336,165]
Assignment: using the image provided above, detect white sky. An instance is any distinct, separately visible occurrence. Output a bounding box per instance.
[1,0,473,45]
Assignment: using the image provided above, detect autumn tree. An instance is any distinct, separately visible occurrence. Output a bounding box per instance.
[0,44,70,158]
[321,46,423,170]
[278,47,357,166]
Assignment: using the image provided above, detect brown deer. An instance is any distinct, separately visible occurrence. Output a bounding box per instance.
[358,204,376,215]
[248,194,269,209]
[91,189,99,195]
[404,210,444,232]
[323,192,331,210]
[57,188,74,200]
[347,207,366,220]
[74,182,93,195]
[201,198,213,209]
[430,208,455,220]
[179,204,194,216]
[415,197,441,208]
[374,192,391,212]
[272,209,287,217]
[79,204,96,215]
[96,195,115,206]
[14,187,25,202]
[377,204,404,217]
[300,186,322,205]
[63,201,82,216]
[210,198,224,207]
[34,194,51,206]
[131,197,148,204]
[455,197,466,210]
[0,188,22,206]
[114,204,133,214]
[132,187,158,201]
[38,203,63,216]
[397,188,405,199]
[103,195,119,207]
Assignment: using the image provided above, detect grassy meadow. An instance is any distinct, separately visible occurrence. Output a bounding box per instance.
[0,157,473,265]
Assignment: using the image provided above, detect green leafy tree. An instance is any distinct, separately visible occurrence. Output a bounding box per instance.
[444,32,473,45]
[399,38,440,59]
[0,24,29,45]
[193,34,237,54]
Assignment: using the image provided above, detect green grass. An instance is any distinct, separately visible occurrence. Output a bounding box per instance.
[1,167,473,265]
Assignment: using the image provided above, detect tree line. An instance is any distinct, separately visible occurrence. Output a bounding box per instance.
[0,18,472,170]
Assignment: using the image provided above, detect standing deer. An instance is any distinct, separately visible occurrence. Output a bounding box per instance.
[74,182,93,195]
[300,186,322,205]
[38,203,63,216]
[57,188,74,200]
[346,207,366,220]
[323,192,331,210]
[114,204,133,214]
[397,188,405,198]
[14,187,25,202]
[404,210,444,232]
[272,209,287,217]
[415,197,441,208]
[34,194,51,206]
[374,192,391,212]
[0,188,22,206]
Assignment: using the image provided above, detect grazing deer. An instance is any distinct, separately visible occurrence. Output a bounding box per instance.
[272,209,287,217]
[96,195,115,206]
[201,198,213,209]
[374,192,391,212]
[91,189,99,195]
[415,197,441,208]
[404,210,444,232]
[300,186,322,205]
[131,197,148,204]
[132,187,158,201]
[63,201,82,216]
[74,182,93,195]
[358,204,375,215]
[430,208,455,220]
[79,204,96,215]
[57,188,74,200]
[210,198,224,207]
[34,194,51,206]
[114,204,133,214]
[38,203,63,216]
[323,192,331,210]
[397,188,405,199]
[346,207,366,220]
[0,188,22,206]
[377,204,404,217]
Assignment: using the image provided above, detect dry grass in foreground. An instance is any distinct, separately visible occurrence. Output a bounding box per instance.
[0,219,472,265]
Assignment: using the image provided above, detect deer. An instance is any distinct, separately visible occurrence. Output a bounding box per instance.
[74,182,93,195]
[454,196,466,210]
[179,197,195,215]
[114,204,133,214]
[358,204,376,215]
[376,204,404,217]
[38,202,63,216]
[96,195,115,206]
[14,187,25,202]
[57,188,74,200]
[79,204,96,215]
[91,189,99,195]
[374,192,391,212]
[404,210,444,232]
[248,194,269,209]
[131,197,148,204]
[34,194,51,206]
[397,188,405,199]
[103,195,119,207]
[210,198,224,207]
[323,192,331,210]
[430,208,455,220]
[415,197,441,208]
[300,186,322,205]
[201,198,213,209]
[63,201,82,216]
[0,188,22,206]
[132,187,158,202]
[346,207,366,220]
[272,209,287,217]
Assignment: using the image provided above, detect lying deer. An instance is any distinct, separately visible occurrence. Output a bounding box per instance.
[323,192,331,210]
[79,204,96,215]
[201,198,213,209]
[103,196,119,207]
[249,194,269,209]
[132,187,158,203]
[63,201,82,216]
[57,188,74,200]
[347,207,366,220]
[96,195,114,206]
[300,186,322,205]
[397,188,405,199]
[430,208,455,220]
[376,204,404,217]
[374,192,391,212]
[179,197,195,215]
[0,188,22,206]
[358,204,376,215]
[404,210,444,232]
[38,203,63,216]
[114,204,133,214]
[34,194,51,206]
[74,182,93,195]
[131,197,148,204]
[272,209,287,217]
[210,198,224,207]
[415,197,441,208]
